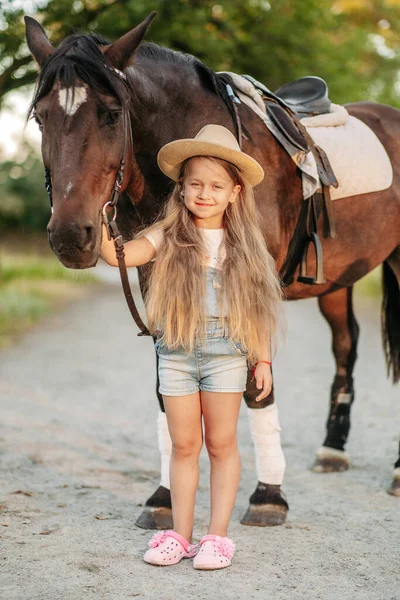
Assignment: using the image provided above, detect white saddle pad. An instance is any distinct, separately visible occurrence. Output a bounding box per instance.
[306,114,393,200]
[301,104,349,127]
[219,72,393,201]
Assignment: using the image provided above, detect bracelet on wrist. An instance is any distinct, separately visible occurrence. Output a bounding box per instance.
[251,360,271,377]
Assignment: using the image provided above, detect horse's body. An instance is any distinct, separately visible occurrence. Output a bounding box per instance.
[25,12,400,528]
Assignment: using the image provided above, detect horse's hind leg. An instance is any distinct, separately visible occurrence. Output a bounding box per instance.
[313,286,359,472]
[240,373,289,527]
[384,248,400,496]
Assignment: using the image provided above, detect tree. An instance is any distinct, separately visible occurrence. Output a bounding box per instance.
[1,0,400,107]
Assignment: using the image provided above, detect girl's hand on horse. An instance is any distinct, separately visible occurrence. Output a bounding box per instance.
[100,223,156,267]
[252,362,272,401]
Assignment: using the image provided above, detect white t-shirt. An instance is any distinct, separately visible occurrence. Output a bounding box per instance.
[145,227,226,270]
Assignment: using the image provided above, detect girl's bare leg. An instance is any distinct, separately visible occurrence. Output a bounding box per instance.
[163,392,203,542]
[201,391,243,537]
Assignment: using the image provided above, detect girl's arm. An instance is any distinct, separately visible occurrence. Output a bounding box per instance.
[100,224,156,267]
[253,321,272,402]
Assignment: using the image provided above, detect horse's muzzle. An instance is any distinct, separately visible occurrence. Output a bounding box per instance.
[47,219,99,269]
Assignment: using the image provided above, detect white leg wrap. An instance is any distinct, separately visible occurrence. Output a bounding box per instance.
[157,411,172,490]
[247,403,286,485]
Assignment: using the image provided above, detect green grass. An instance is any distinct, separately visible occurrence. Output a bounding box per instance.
[0,252,98,347]
[0,253,96,283]
[354,266,382,300]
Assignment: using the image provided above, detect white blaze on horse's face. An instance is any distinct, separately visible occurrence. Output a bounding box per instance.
[58,86,88,116]
[64,181,73,199]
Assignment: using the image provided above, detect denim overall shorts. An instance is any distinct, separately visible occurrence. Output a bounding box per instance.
[155,268,248,397]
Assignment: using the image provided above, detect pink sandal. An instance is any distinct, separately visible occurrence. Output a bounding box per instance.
[143,530,198,566]
[193,534,235,570]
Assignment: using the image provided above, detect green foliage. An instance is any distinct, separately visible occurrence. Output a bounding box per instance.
[0,251,97,346]
[1,0,400,105]
[0,143,49,232]
[355,266,382,299]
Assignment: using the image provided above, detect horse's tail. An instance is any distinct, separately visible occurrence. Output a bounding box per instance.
[382,261,400,384]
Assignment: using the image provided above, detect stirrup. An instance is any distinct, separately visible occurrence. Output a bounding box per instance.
[297,232,325,285]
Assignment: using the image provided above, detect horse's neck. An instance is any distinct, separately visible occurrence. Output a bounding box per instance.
[128,61,222,150]
[123,61,302,260]
[123,61,224,224]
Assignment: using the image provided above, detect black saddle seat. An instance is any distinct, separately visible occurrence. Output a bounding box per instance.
[274,76,331,118]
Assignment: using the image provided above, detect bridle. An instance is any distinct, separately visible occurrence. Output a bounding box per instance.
[43,65,151,336]
[43,66,243,338]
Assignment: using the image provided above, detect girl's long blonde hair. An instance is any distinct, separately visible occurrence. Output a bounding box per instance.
[139,157,284,364]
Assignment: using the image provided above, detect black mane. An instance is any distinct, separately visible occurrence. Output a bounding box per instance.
[29,34,236,127]
[137,43,236,123]
[28,33,128,117]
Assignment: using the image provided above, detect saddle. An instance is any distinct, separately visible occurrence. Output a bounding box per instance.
[242,74,338,286]
[275,76,331,118]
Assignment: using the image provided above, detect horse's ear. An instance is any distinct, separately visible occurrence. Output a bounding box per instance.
[104,11,157,70]
[24,16,55,67]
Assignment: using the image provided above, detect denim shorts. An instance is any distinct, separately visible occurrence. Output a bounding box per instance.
[155,318,248,396]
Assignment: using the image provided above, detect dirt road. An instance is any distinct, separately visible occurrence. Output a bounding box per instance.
[0,273,399,599]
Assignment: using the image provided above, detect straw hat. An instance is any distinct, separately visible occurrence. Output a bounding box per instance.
[157,124,264,186]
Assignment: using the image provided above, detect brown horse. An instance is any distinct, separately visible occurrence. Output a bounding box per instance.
[25,13,400,528]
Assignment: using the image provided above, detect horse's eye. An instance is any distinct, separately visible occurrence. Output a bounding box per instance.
[105,110,121,126]
[32,112,43,131]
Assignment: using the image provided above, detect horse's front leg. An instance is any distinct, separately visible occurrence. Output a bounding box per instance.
[136,364,290,529]
[313,286,359,472]
[133,264,173,530]
[135,351,174,530]
[240,369,289,527]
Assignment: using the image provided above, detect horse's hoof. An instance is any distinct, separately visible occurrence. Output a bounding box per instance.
[241,503,287,527]
[241,482,288,527]
[387,468,400,497]
[312,446,350,473]
[135,506,173,530]
[135,485,173,530]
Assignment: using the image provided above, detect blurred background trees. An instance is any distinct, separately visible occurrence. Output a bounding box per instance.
[2,0,400,233]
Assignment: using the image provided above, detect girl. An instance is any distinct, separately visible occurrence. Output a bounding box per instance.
[101,124,284,570]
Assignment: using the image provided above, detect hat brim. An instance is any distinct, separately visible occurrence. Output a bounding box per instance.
[157,139,264,187]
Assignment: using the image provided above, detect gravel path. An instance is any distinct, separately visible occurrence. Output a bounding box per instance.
[0,270,399,600]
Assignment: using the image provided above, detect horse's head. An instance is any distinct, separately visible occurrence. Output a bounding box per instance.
[25,13,156,268]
